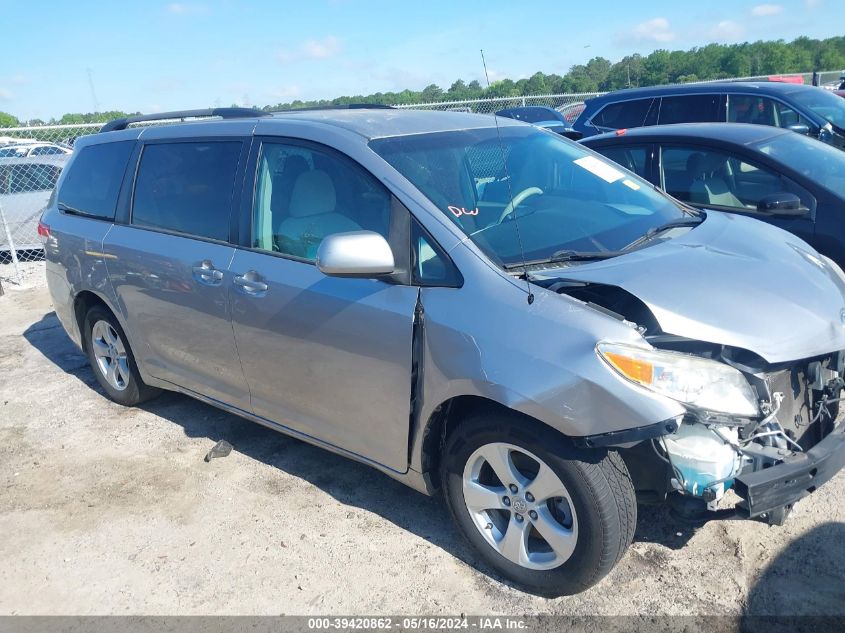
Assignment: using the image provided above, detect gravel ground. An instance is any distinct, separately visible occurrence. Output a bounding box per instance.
[0,262,843,616]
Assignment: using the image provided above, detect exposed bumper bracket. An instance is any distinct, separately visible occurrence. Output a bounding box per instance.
[734,420,845,517]
[573,417,680,448]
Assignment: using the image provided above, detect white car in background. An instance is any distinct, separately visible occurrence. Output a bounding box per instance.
[0,155,68,252]
[0,143,72,158]
[0,137,38,146]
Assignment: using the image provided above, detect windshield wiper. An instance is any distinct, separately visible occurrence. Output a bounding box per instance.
[502,214,705,272]
[504,249,624,271]
[623,214,705,251]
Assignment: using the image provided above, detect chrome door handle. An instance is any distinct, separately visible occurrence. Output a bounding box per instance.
[192,261,224,285]
[233,271,268,295]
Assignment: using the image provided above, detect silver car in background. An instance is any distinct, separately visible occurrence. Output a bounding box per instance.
[42,107,845,596]
[0,155,67,252]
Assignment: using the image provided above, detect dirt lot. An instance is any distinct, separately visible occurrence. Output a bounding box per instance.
[1,261,843,616]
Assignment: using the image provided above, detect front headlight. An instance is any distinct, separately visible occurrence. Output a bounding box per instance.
[597,342,759,417]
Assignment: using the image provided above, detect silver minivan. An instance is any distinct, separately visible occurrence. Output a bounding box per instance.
[43,107,845,596]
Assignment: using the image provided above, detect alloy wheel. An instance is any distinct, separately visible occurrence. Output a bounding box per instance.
[461,442,578,570]
[91,320,130,392]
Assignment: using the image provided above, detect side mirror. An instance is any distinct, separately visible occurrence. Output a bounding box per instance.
[756,192,809,216]
[316,231,395,278]
[787,123,811,135]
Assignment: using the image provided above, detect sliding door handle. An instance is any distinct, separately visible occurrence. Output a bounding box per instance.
[233,271,268,295]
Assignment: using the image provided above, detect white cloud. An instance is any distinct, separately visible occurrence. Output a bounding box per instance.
[805,0,822,6]
[751,3,784,16]
[165,3,209,16]
[277,36,344,64]
[303,36,342,59]
[708,20,745,42]
[0,88,12,101]
[624,17,676,44]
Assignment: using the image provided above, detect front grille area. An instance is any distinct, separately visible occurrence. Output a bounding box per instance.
[765,359,841,451]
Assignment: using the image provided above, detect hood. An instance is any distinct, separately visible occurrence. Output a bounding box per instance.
[537,211,845,364]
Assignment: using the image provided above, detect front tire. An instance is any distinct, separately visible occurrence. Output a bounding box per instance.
[441,411,636,597]
[84,305,160,406]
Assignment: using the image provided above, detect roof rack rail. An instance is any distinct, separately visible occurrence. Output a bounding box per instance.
[276,103,394,113]
[99,107,270,133]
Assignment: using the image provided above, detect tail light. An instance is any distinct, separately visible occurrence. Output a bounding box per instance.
[37,219,50,242]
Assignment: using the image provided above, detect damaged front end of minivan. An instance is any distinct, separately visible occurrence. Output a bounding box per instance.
[605,336,845,525]
[540,275,845,525]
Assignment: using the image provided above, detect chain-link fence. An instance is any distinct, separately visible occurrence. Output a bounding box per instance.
[0,124,98,284]
[816,69,844,89]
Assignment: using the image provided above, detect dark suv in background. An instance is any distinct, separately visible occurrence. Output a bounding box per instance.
[573,82,845,148]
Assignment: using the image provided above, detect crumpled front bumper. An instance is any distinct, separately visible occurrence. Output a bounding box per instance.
[733,419,845,517]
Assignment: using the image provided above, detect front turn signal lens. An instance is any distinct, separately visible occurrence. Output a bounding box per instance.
[603,351,654,384]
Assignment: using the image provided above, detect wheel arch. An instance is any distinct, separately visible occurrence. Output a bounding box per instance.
[72,289,152,383]
[415,395,581,493]
[72,289,111,341]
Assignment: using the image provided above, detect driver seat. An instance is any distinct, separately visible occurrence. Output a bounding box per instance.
[688,153,744,208]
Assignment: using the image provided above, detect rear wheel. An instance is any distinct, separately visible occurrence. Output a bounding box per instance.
[441,412,636,596]
[84,305,159,406]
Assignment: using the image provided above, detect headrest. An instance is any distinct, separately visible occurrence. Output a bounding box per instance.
[686,152,704,175]
[289,170,336,218]
[700,152,729,174]
[283,155,309,178]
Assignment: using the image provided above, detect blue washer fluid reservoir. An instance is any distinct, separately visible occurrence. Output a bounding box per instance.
[662,421,742,500]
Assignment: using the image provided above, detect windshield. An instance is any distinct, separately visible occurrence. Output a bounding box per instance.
[0,147,28,158]
[755,131,845,196]
[790,88,845,130]
[370,126,687,268]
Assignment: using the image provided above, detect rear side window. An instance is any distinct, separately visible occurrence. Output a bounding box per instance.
[592,145,650,178]
[658,95,721,125]
[592,99,653,130]
[132,141,241,241]
[58,141,133,219]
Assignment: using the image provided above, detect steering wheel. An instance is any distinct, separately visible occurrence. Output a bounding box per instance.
[498,187,544,224]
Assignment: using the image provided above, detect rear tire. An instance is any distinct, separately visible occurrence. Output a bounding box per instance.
[84,305,160,406]
[441,411,636,597]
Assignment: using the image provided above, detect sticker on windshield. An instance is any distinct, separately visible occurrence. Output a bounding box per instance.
[574,155,625,183]
[622,179,641,190]
[448,205,479,218]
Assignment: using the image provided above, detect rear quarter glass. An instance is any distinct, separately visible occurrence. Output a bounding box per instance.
[58,140,135,220]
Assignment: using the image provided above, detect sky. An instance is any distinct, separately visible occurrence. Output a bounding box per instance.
[0,0,842,121]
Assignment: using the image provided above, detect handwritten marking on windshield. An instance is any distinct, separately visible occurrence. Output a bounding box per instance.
[448,206,480,218]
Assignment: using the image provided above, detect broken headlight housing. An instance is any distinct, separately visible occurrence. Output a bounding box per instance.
[597,342,759,417]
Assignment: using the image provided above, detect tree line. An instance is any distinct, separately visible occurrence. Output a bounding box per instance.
[1,35,844,127]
